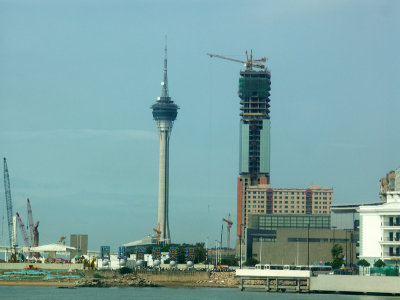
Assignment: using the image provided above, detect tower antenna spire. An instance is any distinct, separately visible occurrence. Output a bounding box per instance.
[161,35,169,98]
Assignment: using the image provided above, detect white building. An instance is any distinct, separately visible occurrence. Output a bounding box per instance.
[359,191,400,266]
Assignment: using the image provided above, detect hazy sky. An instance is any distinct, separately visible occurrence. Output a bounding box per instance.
[0,0,399,251]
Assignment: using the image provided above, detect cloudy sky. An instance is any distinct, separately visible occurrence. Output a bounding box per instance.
[0,0,399,251]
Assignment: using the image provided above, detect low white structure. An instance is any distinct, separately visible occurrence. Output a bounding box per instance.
[30,243,76,253]
[359,191,400,265]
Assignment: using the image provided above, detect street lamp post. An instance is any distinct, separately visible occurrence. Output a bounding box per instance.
[215,240,220,266]
[345,230,348,267]
[307,222,310,268]
[239,224,244,269]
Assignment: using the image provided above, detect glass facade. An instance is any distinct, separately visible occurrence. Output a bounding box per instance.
[259,119,270,174]
[249,214,331,231]
[239,122,249,174]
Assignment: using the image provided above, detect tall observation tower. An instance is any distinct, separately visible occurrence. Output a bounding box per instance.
[151,43,179,245]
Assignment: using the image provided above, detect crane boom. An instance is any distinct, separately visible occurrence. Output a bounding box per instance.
[222,214,233,250]
[206,53,246,64]
[16,212,29,247]
[153,224,161,244]
[27,198,34,246]
[3,158,14,248]
[207,50,267,71]
[45,236,66,262]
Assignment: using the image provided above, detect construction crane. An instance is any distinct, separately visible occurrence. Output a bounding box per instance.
[207,50,267,71]
[153,225,161,245]
[27,198,35,247]
[3,158,14,249]
[45,236,66,263]
[15,212,29,247]
[222,214,233,250]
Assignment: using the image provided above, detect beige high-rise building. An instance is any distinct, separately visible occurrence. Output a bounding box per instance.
[243,185,333,228]
[379,167,400,202]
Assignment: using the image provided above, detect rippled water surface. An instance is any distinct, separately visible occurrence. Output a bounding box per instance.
[0,286,396,300]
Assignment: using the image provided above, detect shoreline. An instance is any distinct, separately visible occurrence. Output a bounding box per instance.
[0,270,238,288]
[0,280,76,287]
[0,280,234,288]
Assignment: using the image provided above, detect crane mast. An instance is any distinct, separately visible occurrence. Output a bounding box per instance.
[27,198,34,246]
[222,213,233,250]
[3,158,14,248]
[16,212,29,247]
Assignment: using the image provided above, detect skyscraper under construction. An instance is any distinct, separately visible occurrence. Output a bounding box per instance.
[207,51,271,239]
[236,57,271,238]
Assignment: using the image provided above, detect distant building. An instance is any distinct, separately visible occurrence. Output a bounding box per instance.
[69,234,88,259]
[123,235,157,251]
[242,214,333,261]
[243,185,333,228]
[251,228,356,266]
[330,204,360,230]
[359,191,400,266]
[379,167,400,201]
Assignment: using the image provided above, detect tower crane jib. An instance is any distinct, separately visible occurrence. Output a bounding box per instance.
[207,50,267,71]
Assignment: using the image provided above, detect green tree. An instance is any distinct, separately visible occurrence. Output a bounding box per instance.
[243,257,259,267]
[161,245,170,252]
[221,257,239,266]
[358,259,370,275]
[331,244,344,269]
[145,245,153,254]
[177,243,206,264]
[163,258,171,264]
[373,259,386,268]
[119,267,133,275]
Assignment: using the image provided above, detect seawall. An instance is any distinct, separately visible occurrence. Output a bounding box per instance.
[311,275,400,294]
[0,263,84,271]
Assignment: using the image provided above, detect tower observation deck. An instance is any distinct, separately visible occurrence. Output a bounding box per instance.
[151,43,179,245]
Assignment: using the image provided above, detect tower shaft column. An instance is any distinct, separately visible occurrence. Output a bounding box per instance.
[157,120,172,244]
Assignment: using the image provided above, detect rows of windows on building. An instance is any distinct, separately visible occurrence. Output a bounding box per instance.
[244,185,333,215]
[250,215,331,230]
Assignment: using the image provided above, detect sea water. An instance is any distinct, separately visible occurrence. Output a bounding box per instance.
[0,287,394,300]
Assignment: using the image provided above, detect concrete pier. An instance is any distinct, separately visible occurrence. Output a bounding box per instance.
[237,273,400,295]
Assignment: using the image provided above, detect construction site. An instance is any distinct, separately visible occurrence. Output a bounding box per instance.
[0,158,88,270]
[0,50,270,271]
